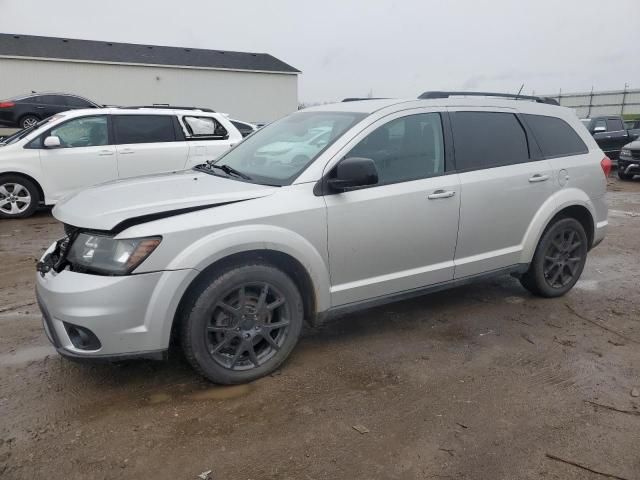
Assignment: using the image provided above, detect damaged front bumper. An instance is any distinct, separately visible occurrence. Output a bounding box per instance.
[35,240,198,361]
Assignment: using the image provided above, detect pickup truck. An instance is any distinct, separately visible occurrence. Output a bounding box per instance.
[581,116,640,159]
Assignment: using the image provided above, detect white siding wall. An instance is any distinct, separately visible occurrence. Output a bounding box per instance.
[0,57,298,122]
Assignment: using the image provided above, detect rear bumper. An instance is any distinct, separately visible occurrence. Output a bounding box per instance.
[35,256,198,360]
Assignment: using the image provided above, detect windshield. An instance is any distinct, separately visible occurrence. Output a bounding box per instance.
[0,116,58,145]
[204,111,366,185]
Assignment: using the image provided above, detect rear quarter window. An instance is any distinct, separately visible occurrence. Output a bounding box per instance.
[523,114,588,158]
[183,116,228,138]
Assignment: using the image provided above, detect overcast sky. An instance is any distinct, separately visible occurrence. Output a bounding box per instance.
[1,0,638,103]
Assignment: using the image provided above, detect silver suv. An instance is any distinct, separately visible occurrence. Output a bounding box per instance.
[36,92,610,384]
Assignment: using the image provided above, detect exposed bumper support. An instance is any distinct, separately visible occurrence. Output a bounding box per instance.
[624,163,639,174]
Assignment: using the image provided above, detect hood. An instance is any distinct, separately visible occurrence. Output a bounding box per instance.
[625,138,640,149]
[53,169,277,231]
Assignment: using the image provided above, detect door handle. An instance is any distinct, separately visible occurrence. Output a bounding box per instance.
[428,190,456,200]
[528,174,550,183]
[119,148,135,154]
[98,150,114,156]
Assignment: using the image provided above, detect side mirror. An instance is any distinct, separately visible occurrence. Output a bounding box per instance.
[43,135,62,148]
[327,157,378,192]
[593,126,606,133]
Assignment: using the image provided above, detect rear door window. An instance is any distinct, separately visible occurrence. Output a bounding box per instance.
[523,114,588,158]
[113,115,177,144]
[450,111,530,171]
[64,96,93,108]
[38,95,65,106]
[606,118,624,131]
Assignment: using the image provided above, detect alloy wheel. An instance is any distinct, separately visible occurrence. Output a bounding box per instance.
[542,227,585,289]
[205,282,290,371]
[0,183,32,215]
[22,117,38,128]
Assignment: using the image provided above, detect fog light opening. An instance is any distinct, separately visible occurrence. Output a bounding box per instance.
[64,323,102,350]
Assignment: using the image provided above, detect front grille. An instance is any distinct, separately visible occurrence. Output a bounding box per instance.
[631,150,640,160]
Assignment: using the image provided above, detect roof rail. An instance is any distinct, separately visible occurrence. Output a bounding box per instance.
[418,91,560,106]
[342,97,388,102]
[117,105,216,112]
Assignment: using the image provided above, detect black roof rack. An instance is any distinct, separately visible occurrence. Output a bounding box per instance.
[342,97,388,102]
[418,91,559,106]
[118,105,216,112]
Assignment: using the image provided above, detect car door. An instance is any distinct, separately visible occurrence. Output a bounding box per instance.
[448,108,556,278]
[181,115,236,168]
[324,110,461,306]
[605,117,629,157]
[37,115,118,201]
[591,118,621,157]
[113,114,189,178]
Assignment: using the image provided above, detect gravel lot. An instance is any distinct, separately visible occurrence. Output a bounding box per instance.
[1,177,639,480]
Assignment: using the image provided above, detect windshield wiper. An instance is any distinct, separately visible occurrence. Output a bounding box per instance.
[206,161,252,181]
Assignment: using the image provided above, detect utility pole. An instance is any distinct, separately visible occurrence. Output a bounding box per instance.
[621,82,629,116]
[587,86,594,118]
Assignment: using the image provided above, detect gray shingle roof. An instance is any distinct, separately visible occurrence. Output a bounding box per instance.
[0,33,300,74]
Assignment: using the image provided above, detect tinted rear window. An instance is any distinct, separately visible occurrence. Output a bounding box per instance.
[523,114,588,158]
[113,115,176,144]
[606,118,624,131]
[64,96,93,107]
[450,112,529,170]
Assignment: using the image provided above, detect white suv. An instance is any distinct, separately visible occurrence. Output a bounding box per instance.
[36,92,610,384]
[0,106,243,218]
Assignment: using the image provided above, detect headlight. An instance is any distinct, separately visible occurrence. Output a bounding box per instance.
[66,233,161,275]
[620,148,631,157]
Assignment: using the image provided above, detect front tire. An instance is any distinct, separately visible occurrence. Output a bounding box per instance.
[181,262,304,384]
[520,218,588,298]
[0,175,40,218]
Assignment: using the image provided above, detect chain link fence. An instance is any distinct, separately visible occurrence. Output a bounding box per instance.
[542,88,640,119]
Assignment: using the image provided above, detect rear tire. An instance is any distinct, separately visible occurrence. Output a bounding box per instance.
[181,262,304,384]
[19,114,39,129]
[520,217,588,298]
[618,169,634,181]
[0,175,40,219]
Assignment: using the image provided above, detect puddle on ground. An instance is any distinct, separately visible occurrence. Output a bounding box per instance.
[145,384,253,405]
[0,345,55,366]
[574,280,599,291]
[188,384,253,401]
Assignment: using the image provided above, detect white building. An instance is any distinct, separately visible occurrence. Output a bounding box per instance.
[0,33,300,123]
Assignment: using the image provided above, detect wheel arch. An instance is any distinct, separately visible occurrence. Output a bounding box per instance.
[18,112,41,124]
[170,248,320,345]
[0,171,46,205]
[521,189,597,264]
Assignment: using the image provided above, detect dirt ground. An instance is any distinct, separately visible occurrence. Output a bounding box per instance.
[1,178,639,480]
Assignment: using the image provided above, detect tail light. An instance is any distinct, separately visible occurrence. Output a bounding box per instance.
[0,101,15,108]
[600,156,612,177]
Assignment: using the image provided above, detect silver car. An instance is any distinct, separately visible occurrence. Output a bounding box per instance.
[36,93,610,384]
